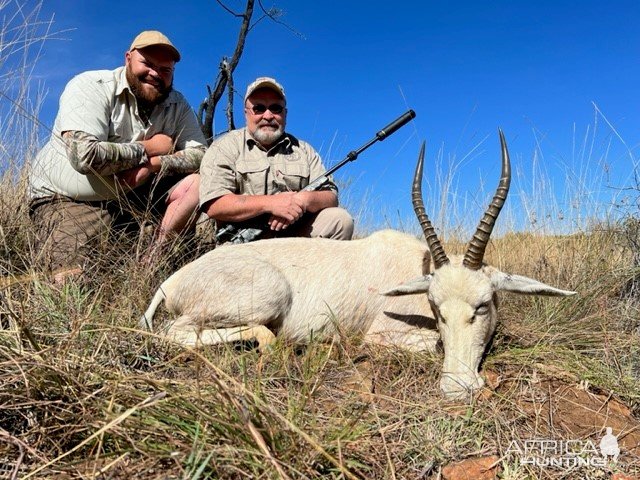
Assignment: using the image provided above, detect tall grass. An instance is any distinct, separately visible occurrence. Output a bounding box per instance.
[0,0,56,173]
[0,0,58,280]
[1,2,639,478]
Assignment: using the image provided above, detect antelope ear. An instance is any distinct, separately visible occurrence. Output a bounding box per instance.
[381,275,432,296]
[487,268,576,297]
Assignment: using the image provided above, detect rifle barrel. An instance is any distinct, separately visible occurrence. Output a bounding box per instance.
[376,109,416,140]
[324,109,416,177]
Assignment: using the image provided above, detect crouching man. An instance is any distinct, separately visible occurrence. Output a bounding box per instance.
[28,30,207,276]
[199,76,354,241]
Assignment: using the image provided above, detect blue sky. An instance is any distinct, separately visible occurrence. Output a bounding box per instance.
[20,1,640,233]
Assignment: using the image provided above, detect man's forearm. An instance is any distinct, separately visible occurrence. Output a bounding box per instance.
[205,190,338,224]
[297,190,338,213]
[156,145,206,174]
[62,131,146,175]
[204,194,270,222]
[63,131,206,177]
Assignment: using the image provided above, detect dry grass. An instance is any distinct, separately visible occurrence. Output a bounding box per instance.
[1,192,639,478]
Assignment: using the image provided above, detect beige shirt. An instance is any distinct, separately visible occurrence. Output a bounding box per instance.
[199,127,337,207]
[29,66,206,201]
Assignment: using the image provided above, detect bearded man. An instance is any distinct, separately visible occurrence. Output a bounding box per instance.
[28,31,207,276]
[199,77,354,242]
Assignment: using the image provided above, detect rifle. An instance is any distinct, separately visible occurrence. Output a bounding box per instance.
[215,109,416,245]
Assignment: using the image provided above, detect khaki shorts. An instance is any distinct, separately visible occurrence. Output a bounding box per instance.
[29,175,186,271]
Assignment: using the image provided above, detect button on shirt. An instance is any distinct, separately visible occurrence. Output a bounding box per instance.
[29,66,206,201]
[199,127,337,208]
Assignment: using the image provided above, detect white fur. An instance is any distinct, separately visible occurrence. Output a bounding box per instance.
[141,230,439,350]
[141,229,575,399]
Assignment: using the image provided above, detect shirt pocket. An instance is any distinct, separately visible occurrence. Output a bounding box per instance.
[274,161,310,192]
[236,158,270,195]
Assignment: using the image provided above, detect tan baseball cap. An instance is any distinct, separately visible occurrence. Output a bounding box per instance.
[244,77,286,102]
[129,30,181,62]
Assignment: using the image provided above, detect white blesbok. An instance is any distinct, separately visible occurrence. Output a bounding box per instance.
[141,131,575,399]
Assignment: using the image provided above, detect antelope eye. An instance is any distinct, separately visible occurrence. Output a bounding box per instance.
[475,303,490,316]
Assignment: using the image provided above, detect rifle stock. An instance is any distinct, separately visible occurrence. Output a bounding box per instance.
[215,109,416,245]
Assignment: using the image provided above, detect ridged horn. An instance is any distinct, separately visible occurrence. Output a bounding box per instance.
[463,129,511,270]
[413,141,449,270]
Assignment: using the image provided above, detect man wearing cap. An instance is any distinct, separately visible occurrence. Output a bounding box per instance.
[28,30,207,275]
[199,77,354,241]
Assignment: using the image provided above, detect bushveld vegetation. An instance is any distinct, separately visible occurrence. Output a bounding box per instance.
[1,2,639,479]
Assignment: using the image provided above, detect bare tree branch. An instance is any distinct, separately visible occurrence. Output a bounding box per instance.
[199,0,255,143]
[214,0,243,17]
[255,0,305,39]
[225,62,235,131]
[198,0,301,143]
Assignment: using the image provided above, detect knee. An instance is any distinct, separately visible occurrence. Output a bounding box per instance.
[169,174,200,204]
[183,173,200,199]
[332,208,354,240]
[316,207,354,240]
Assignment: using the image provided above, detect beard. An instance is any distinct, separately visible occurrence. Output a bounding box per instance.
[125,66,172,109]
[251,121,284,146]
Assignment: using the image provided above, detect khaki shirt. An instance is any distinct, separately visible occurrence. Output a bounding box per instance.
[199,127,337,208]
[29,66,206,201]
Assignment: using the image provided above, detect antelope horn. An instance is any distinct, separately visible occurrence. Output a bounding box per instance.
[463,129,511,270]
[413,141,449,270]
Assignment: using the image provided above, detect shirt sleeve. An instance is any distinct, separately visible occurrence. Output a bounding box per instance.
[63,130,147,175]
[57,73,113,140]
[199,134,240,208]
[57,73,148,174]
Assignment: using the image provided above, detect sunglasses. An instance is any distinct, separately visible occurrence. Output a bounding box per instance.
[248,103,285,115]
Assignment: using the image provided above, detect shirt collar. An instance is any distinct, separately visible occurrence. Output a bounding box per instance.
[115,66,129,96]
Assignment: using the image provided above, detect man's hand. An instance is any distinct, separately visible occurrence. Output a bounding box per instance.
[267,192,306,231]
[122,133,172,187]
[268,215,291,231]
[139,133,173,157]
[116,165,154,189]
